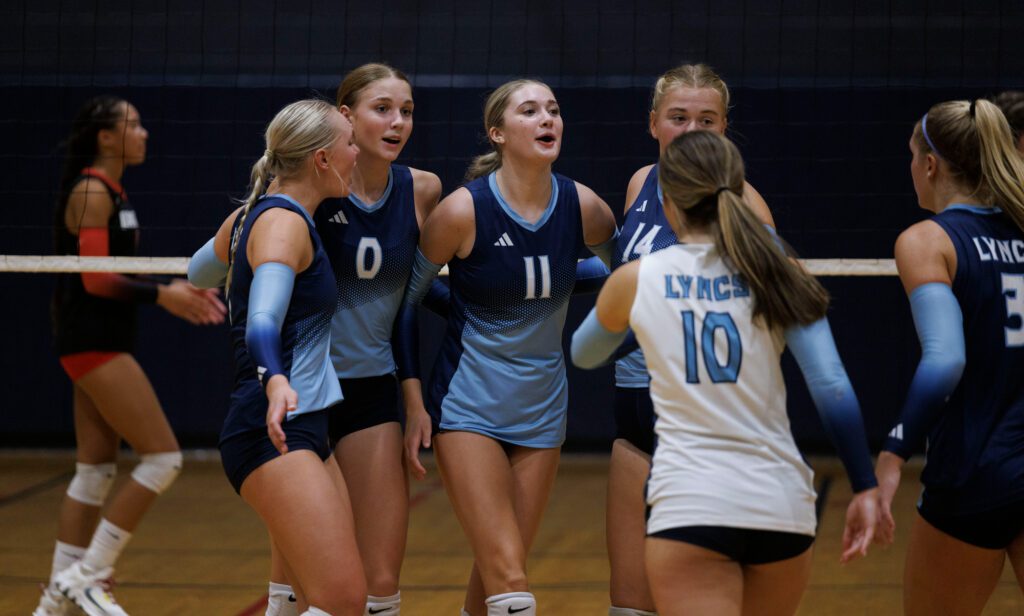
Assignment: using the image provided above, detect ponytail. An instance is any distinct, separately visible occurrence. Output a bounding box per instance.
[224,99,340,297]
[225,153,272,296]
[659,131,828,330]
[464,151,502,182]
[974,99,1024,233]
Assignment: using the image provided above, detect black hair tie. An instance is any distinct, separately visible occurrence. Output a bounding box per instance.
[715,186,732,197]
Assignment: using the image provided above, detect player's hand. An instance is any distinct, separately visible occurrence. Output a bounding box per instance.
[874,451,903,546]
[157,278,227,325]
[840,487,880,564]
[404,404,432,480]
[265,375,297,455]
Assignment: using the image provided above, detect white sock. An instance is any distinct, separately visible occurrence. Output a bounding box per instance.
[366,591,400,615]
[460,610,472,616]
[81,518,132,572]
[267,581,298,616]
[609,607,657,616]
[50,541,86,582]
[302,608,330,616]
[486,591,536,616]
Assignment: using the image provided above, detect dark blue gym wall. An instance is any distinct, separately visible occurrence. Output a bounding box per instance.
[2,2,1022,449]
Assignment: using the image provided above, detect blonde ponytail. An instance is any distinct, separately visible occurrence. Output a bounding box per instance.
[225,99,340,297]
[464,151,502,183]
[974,99,1024,233]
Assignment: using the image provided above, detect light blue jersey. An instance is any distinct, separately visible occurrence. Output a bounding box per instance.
[314,166,419,378]
[425,173,586,447]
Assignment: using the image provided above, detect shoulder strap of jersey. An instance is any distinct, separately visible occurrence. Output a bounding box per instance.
[79,167,127,201]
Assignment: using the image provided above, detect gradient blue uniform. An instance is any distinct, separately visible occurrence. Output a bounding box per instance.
[613,165,678,387]
[315,165,419,378]
[426,173,585,447]
[218,196,341,492]
[891,205,1024,514]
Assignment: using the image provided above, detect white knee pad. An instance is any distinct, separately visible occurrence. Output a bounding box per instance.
[66,462,116,506]
[366,591,400,615]
[130,451,182,494]
[486,592,535,616]
[609,607,657,616]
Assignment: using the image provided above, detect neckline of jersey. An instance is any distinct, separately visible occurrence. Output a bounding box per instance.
[946,203,1002,215]
[260,193,315,225]
[347,167,394,213]
[487,172,559,232]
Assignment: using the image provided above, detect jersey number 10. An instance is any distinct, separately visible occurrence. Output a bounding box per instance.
[681,310,742,383]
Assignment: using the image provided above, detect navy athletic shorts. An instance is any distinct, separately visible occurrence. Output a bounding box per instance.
[219,409,330,494]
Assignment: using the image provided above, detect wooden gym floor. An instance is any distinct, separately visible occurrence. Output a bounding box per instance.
[1,452,1021,615]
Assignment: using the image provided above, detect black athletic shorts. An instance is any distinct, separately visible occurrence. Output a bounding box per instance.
[328,374,401,447]
[918,497,1024,550]
[649,526,815,565]
[613,386,656,455]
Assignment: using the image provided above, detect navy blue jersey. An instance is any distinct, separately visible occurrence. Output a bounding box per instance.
[924,204,1024,512]
[426,173,586,447]
[613,165,678,387]
[221,195,342,443]
[315,165,419,378]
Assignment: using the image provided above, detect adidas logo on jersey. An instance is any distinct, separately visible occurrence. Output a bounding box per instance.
[888,423,903,440]
[636,199,648,213]
[494,232,514,247]
[329,211,348,224]
[256,366,267,383]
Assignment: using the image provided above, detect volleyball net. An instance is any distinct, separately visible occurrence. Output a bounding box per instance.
[0,256,897,277]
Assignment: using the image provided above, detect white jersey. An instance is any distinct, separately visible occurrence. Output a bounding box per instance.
[631,243,817,536]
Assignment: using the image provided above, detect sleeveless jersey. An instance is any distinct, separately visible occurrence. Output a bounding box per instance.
[923,204,1024,512]
[613,165,678,387]
[51,170,144,355]
[632,243,817,536]
[220,195,343,443]
[426,172,586,447]
[315,165,419,378]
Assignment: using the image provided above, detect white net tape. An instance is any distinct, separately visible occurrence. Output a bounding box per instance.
[0,255,898,276]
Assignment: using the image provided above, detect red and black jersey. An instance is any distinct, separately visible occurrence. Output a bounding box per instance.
[51,168,157,356]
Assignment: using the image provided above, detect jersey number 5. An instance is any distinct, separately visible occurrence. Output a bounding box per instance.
[1002,273,1024,346]
[681,311,742,383]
